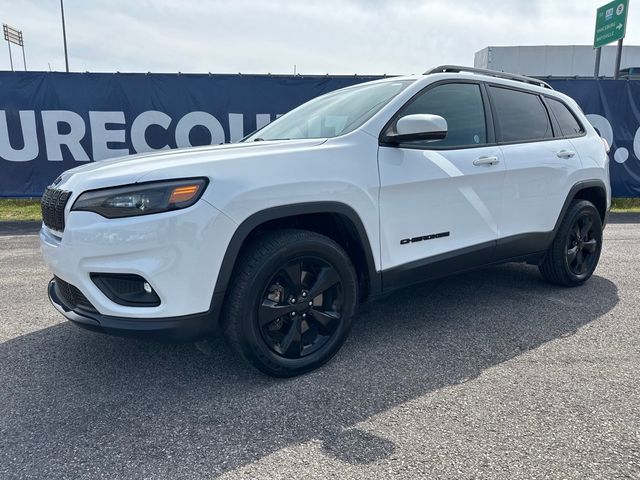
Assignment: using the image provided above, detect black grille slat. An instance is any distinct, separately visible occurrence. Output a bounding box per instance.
[41,187,71,232]
[54,276,98,314]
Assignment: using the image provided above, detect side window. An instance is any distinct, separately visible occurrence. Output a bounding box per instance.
[547,98,585,137]
[398,83,487,148]
[489,86,553,143]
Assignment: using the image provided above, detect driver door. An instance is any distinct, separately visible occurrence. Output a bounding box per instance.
[378,81,506,289]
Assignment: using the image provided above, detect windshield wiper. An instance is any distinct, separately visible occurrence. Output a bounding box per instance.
[253,137,265,142]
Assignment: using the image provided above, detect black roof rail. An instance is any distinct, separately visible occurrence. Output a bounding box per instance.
[425,65,553,90]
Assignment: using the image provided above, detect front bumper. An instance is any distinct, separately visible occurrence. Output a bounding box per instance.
[40,199,237,319]
[48,278,223,341]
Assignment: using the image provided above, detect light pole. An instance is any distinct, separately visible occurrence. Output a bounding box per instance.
[4,28,13,71]
[60,0,69,72]
[3,23,26,71]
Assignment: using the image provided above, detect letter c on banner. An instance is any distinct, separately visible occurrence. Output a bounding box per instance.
[131,111,172,153]
[175,112,225,148]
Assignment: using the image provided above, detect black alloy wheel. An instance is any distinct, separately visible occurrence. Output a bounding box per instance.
[223,229,358,377]
[259,257,344,359]
[566,214,599,276]
[539,199,603,286]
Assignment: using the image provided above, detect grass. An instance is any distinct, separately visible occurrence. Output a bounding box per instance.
[0,199,42,221]
[0,197,639,222]
[611,197,640,213]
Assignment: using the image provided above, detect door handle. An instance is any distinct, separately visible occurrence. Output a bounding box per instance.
[473,156,500,166]
[557,150,576,159]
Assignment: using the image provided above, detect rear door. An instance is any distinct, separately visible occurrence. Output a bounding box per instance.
[488,85,582,256]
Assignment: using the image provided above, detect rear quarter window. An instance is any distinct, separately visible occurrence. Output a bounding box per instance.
[547,97,585,137]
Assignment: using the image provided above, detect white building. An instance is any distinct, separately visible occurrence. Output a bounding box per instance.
[474,45,640,77]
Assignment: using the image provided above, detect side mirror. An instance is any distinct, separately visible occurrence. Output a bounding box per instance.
[382,114,448,144]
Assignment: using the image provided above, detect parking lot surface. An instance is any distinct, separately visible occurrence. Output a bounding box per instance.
[0,217,639,479]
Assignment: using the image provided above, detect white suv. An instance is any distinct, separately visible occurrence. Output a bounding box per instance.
[41,66,610,377]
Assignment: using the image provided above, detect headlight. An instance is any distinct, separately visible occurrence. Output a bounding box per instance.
[71,178,208,218]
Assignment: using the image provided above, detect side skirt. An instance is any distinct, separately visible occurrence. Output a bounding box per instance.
[380,232,553,294]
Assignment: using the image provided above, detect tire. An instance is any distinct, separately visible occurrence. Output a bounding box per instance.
[539,199,603,287]
[222,229,358,377]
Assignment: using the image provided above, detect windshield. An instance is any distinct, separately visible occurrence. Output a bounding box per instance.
[244,80,413,141]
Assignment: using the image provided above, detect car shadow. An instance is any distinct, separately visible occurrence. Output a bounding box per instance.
[0,263,618,478]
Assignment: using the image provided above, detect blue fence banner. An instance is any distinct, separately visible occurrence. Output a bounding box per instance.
[0,72,639,197]
[549,79,640,198]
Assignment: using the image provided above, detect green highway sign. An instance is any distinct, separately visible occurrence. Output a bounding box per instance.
[594,0,629,48]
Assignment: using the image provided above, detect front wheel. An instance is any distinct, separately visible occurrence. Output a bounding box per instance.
[223,229,358,377]
[539,199,603,286]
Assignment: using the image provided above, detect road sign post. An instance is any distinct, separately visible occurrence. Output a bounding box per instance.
[593,0,629,78]
[614,38,624,79]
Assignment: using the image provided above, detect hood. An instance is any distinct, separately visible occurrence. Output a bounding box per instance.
[56,139,327,192]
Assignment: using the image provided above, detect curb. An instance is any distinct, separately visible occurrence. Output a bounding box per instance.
[0,221,41,236]
[608,212,640,224]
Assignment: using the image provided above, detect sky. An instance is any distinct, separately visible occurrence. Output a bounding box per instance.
[1,0,639,75]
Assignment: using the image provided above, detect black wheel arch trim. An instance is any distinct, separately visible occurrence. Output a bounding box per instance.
[212,201,382,301]
[552,179,608,233]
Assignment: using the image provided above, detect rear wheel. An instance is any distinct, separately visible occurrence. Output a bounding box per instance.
[539,199,603,286]
[223,229,358,377]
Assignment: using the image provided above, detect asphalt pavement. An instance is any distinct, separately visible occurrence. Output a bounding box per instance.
[0,216,638,479]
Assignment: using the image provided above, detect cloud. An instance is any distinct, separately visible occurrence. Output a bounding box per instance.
[1,0,637,74]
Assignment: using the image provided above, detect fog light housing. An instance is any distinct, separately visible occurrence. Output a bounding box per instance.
[91,273,161,307]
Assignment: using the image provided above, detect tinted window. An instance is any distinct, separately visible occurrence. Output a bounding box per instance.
[489,86,553,142]
[398,83,487,148]
[548,98,584,137]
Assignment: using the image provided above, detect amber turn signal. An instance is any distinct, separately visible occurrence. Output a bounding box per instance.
[169,185,201,204]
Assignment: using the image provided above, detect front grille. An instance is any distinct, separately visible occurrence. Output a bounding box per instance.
[41,187,72,232]
[54,276,98,313]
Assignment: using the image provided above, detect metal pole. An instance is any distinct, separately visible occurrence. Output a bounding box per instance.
[594,47,602,78]
[7,40,13,71]
[60,0,69,72]
[21,44,26,71]
[614,38,623,79]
